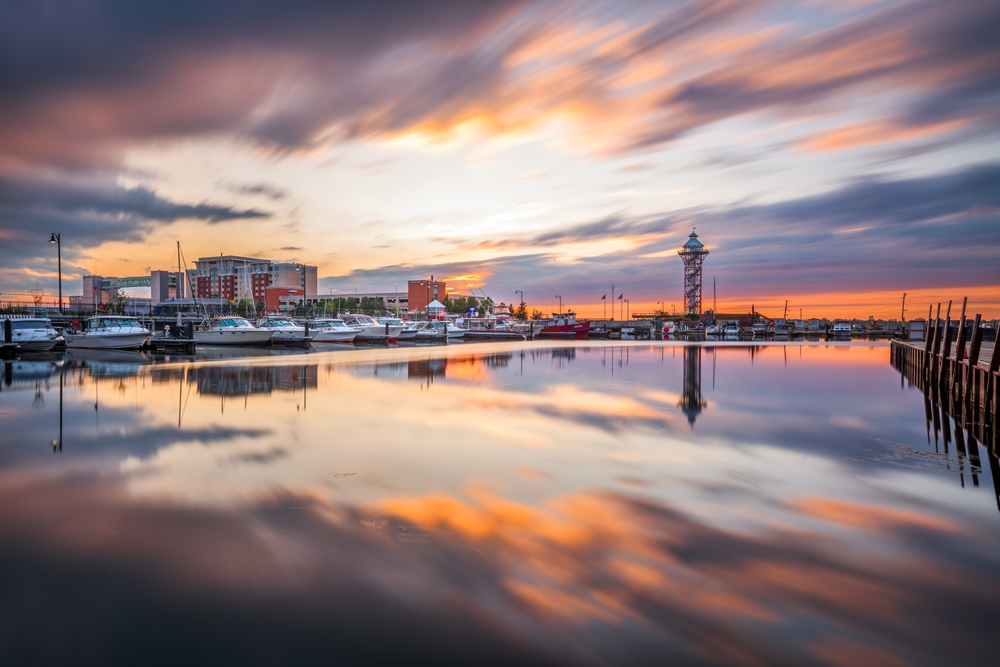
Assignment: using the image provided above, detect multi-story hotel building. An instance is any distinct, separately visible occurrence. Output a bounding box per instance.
[189,255,317,303]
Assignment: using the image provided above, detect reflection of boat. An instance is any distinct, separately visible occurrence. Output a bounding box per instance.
[194,317,274,346]
[4,316,62,351]
[65,317,151,349]
[310,319,359,343]
[341,314,398,342]
[194,365,317,396]
[538,312,591,338]
[65,348,149,378]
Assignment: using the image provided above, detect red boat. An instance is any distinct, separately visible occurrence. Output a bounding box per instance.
[537,312,591,338]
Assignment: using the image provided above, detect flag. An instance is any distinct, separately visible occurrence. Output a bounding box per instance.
[618,293,623,300]
[601,294,606,300]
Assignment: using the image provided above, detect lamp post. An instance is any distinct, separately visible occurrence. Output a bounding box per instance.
[49,233,62,312]
[515,290,524,319]
[554,294,562,314]
[657,300,663,315]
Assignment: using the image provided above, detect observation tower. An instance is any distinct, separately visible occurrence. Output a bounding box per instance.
[677,229,708,314]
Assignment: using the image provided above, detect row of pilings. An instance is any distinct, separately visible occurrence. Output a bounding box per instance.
[890,300,1000,460]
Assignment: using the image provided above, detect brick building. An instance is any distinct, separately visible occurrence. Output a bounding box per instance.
[408,277,447,313]
[188,255,317,303]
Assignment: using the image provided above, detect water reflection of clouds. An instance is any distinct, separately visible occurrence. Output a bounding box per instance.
[1,471,996,666]
[2,343,999,664]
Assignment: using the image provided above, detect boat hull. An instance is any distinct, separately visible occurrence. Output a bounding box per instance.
[537,321,591,338]
[65,333,151,350]
[311,330,358,343]
[194,330,274,346]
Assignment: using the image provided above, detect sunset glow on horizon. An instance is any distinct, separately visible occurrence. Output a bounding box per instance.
[2,0,998,318]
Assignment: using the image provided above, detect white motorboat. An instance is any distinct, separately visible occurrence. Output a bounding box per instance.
[376,317,418,340]
[832,321,852,336]
[2,316,62,351]
[65,316,151,350]
[341,314,402,342]
[194,317,274,346]
[310,318,359,343]
[412,322,447,342]
[256,316,313,343]
[430,320,467,339]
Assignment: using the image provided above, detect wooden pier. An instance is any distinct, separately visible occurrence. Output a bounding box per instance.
[890,309,999,452]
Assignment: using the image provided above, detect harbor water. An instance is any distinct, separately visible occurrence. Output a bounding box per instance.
[1,342,997,666]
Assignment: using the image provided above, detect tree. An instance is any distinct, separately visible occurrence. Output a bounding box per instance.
[530,308,544,320]
[514,301,528,321]
[109,288,128,314]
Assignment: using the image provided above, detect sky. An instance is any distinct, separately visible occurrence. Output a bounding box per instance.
[1,0,998,319]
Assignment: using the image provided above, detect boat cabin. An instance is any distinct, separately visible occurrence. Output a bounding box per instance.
[550,312,578,327]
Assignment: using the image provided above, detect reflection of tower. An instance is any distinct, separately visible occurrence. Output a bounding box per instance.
[678,345,706,427]
[677,230,709,314]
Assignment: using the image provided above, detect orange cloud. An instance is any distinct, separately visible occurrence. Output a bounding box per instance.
[799,118,969,152]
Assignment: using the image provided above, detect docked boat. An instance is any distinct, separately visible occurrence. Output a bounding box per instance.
[2,316,62,351]
[310,318,359,343]
[431,321,467,339]
[537,312,591,338]
[256,316,313,345]
[341,314,401,342]
[65,317,151,350]
[412,322,448,343]
[194,317,274,346]
[831,321,852,337]
[461,317,527,341]
[376,317,418,340]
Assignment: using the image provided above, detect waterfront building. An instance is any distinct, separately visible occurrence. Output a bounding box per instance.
[408,277,447,313]
[188,255,317,303]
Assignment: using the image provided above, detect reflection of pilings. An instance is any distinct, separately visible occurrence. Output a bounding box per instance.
[678,345,706,427]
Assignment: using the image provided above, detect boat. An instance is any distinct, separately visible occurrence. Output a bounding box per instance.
[705,324,721,335]
[752,321,773,336]
[412,322,448,343]
[194,317,274,346]
[341,314,401,342]
[428,320,467,339]
[460,317,527,341]
[537,312,591,338]
[832,321,852,337]
[256,316,314,345]
[376,317,418,340]
[65,316,151,350]
[2,316,62,351]
[309,318,359,343]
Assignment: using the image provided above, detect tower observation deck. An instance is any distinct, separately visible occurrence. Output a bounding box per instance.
[677,230,708,315]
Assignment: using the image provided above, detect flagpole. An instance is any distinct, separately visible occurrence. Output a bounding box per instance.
[611,284,615,321]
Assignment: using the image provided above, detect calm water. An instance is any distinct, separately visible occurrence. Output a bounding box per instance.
[1,342,997,666]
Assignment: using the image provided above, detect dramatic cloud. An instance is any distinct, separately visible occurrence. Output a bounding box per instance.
[323,163,1000,314]
[0,0,998,312]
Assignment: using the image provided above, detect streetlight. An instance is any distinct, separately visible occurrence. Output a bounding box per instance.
[554,294,562,314]
[49,233,62,312]
[657,300,663,315]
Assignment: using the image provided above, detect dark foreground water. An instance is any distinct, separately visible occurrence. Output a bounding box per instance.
[1,342,997,666]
